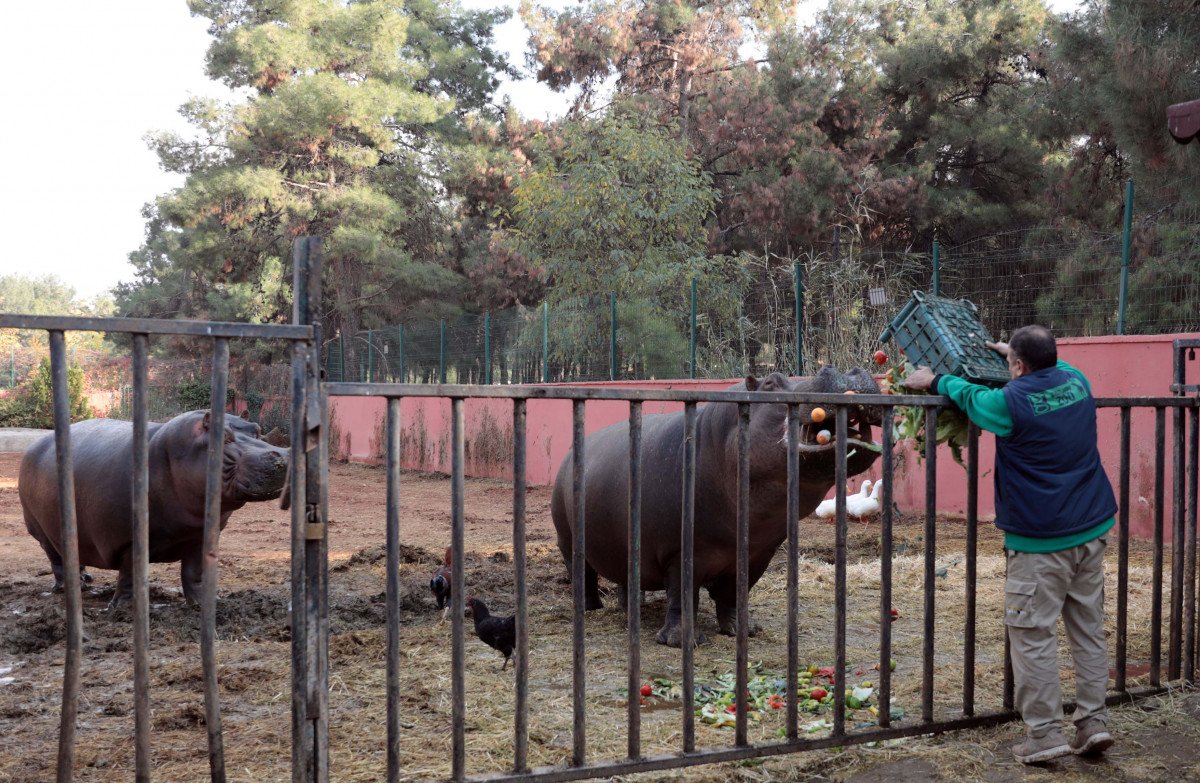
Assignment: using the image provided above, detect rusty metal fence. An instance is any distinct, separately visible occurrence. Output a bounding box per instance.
[326,378,1200,783]
[0,237,329,783]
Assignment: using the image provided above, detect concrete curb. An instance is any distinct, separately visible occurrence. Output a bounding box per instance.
[0,428,51,454]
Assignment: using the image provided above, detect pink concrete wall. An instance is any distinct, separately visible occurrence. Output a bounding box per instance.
[329,333,1200,540]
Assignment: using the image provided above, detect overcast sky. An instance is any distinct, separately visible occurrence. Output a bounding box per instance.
[0,1,1080,302]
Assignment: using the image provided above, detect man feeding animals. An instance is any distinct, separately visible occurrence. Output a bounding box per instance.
[905,325,1117,764]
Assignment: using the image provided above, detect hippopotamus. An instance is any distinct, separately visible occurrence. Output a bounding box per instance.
[551,367,882,647]
[19,410,289,607]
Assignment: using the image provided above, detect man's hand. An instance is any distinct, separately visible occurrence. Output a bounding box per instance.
[987,341,1009,357]
[904,366,937,392]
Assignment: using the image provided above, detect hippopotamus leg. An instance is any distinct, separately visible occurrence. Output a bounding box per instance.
[180,548,203,606]
[584,564,603,611]
[108,550,135,609]
[654,563,706,648]
[707,575,763,638]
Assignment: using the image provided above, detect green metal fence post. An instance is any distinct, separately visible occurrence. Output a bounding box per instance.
[932,240,941,297]
[610,291,617,381]
[1117,178,1134,335]
[439,319,447,383]
[793,261,804,376]
[690,277,697,380]
[542,301,549,383]
[367,329,375,383]
[484,312,492,385]
[339,332,346,383]
[398,324,405,383]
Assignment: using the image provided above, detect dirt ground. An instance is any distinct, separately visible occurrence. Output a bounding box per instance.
[2,451,1199,783]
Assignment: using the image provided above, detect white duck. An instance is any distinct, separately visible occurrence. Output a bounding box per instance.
[847,479,884,520]
[814,479,871,520]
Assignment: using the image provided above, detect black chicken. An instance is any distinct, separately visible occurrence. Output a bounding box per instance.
[430,546,452,621]
[466,596,517,671]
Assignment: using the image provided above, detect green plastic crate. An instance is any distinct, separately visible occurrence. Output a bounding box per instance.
[878,292,1010,387]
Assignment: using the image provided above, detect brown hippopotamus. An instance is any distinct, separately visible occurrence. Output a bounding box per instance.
[551,367,882,647]
[19,410,289,607]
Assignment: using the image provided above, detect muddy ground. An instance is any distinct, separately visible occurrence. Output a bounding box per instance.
[2,451,1199,783]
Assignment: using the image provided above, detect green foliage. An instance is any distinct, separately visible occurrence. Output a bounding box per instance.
[174,379,237,412]
[0,358,92,429]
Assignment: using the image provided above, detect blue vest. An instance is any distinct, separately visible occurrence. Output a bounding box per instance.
[995,366,1117,538]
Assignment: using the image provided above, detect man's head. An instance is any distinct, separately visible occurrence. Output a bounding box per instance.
[1007,324,1056,378]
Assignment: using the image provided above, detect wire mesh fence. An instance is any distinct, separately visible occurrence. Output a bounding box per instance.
[327,210,1200,384]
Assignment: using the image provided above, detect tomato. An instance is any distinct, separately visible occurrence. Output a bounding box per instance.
[816,429,831,445]
[640,683,653,697]
[817,667,835,677]
[810,407,827,423]
[873,350,888,365]
[725,705,737,713]
[889,607,900,621]
[810,687,828,701]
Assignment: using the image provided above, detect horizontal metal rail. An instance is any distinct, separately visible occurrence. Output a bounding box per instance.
[0,313,312,340]
[465,690,1165,783]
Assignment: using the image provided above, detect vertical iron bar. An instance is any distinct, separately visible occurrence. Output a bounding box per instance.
[1117,178,1134,335]
[681,402,697,752]
[513,400,529,772]
[879,405,895,727]
[571,400,587,766]
[202,337,229,783]
[627,402,643,760]
[1172,401,1185,679]
[610,291,617,381]
[922,405,937,723]
[451,399,466,781]
[963,424,979,716]
[1153,407,1166,685]
[542,302,549,383]
[305,238,328,783]
[736,403,751,746]
[931,240,941,297]
[385,398,402,783]
[440,320,447,384]
[291,341,311,783]
[689,278,697,380]
[484,312,492,385]
[131,334,152,783]
[793,261,804,375]
[832,405,848,737]
[1117,408,1130,691]
[49,331,81,783]
[1187,404,1199,682]
[786,403,800,739]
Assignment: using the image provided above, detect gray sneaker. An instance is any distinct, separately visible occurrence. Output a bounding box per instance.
[1071,718,1114,755]
[1012,730,1072,764]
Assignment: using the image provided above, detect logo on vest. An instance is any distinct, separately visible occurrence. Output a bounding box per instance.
[1026,378,1087,416]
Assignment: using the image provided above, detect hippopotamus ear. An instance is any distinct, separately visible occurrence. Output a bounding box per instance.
[193,411,211,437]
[745,376,759,392]
[240,409,250,421]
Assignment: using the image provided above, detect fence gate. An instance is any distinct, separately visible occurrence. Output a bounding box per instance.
[0,237,329,783]
[5,245,1200,783]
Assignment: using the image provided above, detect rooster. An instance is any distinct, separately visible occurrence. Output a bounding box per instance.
[466,596,517,672]
[430,546,452,621]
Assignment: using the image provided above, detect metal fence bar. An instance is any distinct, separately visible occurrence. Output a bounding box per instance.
[680,402,697,752]
[785,403,800,739]
[1172,403,1186,679]
[0,313,311,339]
[452,398,467,782]
[131,334,152,783]
[1116,407,1130,691]
[878,405,895,728]
[1188,404,1199,681]
[922,406,938,723]
[291,344,311,783]
[735,404,751,746]
[963,424,979,716]
[626,402,643,760]
[49,330,82,783]
[571,400,587,767]
[202,337,230,783]
[513,400,530,773]
[386,398,403,783]
[832,405,848,737]
[1153,407,1166,686]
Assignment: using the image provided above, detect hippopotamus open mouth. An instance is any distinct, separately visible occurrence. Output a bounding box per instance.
[784,366,884,455]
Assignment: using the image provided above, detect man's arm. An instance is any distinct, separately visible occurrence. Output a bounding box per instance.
[934,375,1013,436]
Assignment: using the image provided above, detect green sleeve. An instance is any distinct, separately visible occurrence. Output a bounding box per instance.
[934,375,1014,437]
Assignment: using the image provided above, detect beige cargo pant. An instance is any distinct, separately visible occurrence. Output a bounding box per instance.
[1005,536,1109,738]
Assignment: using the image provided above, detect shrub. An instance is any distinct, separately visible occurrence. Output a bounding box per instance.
[0,358,92,428]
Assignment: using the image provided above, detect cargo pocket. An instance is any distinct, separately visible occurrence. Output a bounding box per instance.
[1004,579,1039,628]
